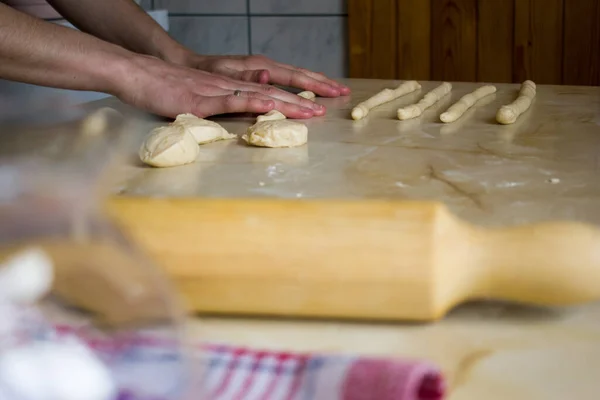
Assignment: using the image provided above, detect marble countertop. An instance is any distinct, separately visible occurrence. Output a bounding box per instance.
[2,79,600,399]
[113,79,600,229]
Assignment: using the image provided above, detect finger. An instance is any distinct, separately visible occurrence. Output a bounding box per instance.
[265,67,342,97]
[298,69,351,95]
[254,84,327,116]
[192,95,274,118]
[215,80,326,116]
[237,91,315,119]
[222,67,270,84]
[269,62,351,95]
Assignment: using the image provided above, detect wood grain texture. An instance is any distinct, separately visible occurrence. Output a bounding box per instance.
[514,0,564,84]
[107,197,600,321]
[563,0,600,86]
[431,0,478,82]
[348,0,373,78]
[396,0,431,80]
[477,0,514,83]
[370,0,398,79]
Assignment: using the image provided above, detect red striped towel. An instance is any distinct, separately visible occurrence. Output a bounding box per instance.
[54,326,446,400]
[0,306,445,400]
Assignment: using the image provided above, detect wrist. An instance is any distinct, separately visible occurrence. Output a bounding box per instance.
[98,51,146,98]
[160,45,197,67]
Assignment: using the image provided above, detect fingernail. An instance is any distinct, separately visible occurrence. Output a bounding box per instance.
[312,103,325,110]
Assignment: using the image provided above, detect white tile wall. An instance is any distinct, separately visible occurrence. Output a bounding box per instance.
[155,0,247,14]
[168,16,249,55]
[161,0,350,78]
[139,0,153,10]
[251,16,347,78]
[249,0,346,15]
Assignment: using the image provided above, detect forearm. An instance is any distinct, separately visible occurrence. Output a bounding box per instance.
[46,0,188,64]
[0,3,134,93]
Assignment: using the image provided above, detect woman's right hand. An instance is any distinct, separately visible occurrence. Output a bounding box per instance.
[113,55,326,120]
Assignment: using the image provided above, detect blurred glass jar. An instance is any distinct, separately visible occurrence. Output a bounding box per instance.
[0,104,193,400]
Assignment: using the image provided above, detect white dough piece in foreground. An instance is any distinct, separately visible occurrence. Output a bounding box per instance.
[257,110,286,122]
[352,80,421,121]
[139,125,199,168]
[496,80,537,125]
[174,113,236,143]
[0,341,116,400]
[298,91,316,100]
[243,120,308,148]
[80,107,120,136]
[397,82,452,120]
[440,85,497,123]
[0,247,53,304]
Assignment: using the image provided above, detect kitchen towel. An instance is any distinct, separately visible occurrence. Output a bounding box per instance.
[0,301,445,400]
[55,325,446,400]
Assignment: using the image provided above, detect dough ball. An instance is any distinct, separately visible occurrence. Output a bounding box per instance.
[174,113,236,144]
[139,125,199,168]
[80,107,120,136]
[243,120,308,148]
[256,110,286,122]
[298,91,316,100]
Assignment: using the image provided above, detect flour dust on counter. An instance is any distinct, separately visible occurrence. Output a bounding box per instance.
[139,114,235,168]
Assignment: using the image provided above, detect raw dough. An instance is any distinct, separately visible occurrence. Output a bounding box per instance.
[80,107,120,136]
[139,125,199,168]
[139,113,236,167]
[397,82,452,120]
[243,120,308,148]
[256,110,286,122]
[496,80,536,125]
[298,91,316,100]
[351,81,421,121]
[440,85,497,123]
[174,113,236,144]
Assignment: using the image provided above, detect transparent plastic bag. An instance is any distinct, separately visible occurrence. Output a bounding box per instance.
[0,105,193,400]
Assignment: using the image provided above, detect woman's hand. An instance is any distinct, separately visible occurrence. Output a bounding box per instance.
[114,55,326,120]
[178,54,351,98]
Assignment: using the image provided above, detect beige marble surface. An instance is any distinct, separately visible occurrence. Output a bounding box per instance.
[116,79,600,228]
[3,79,600,398]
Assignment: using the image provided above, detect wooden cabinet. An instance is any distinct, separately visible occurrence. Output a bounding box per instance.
[348,0,600,85]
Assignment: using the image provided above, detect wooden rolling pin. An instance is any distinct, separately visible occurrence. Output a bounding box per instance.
[107,197,600,321]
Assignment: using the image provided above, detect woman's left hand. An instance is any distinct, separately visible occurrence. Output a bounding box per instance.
[179,54,351,98]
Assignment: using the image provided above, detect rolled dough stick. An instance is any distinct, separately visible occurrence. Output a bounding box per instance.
[243,120,308,148]
[440,85,497,123]
[496,80,536,125]
[298,91,316,100]
[397,82,452,120]
[257,110,286,122]
[351,80,421,121]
